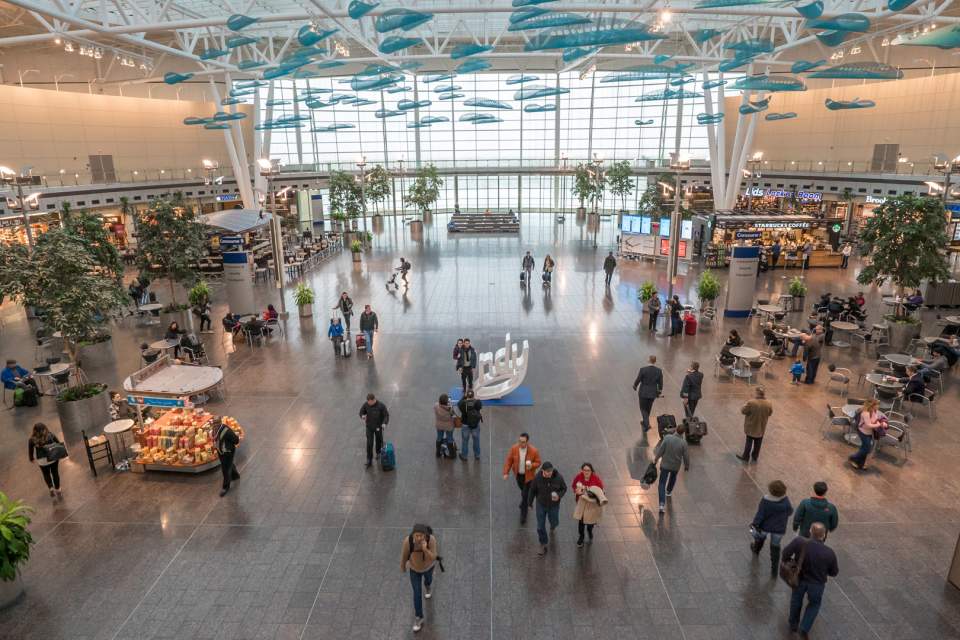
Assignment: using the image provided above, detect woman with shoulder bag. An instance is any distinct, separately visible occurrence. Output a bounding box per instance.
[28,422,66,497]
[848,399,887,471]
[434,394,458,458]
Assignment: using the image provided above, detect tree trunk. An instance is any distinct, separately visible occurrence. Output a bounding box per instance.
[169,279,177,307]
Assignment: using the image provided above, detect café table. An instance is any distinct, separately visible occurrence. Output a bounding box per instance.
[841,404,863,445]
[883,353,915,368]
[864,373,904,389]
[944,315,960,325]
[34,362,71,395]
[757,304,782,320]
[150,338,181,353]
[138,303,163,326]
[103,418,135,466]
[830,321,860,348]
[729,346,761,379]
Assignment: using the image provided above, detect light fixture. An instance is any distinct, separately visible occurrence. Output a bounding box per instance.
[202,158,217,169]
[0,166,15,178]
[752,151,764,161]
[54,36,61,45]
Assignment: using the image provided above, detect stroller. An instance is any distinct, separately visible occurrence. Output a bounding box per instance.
[386,260,411,289]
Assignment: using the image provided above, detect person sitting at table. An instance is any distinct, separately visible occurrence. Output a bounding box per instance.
[904,290,924,312]
[762,327,786,357]
[725,330,743,349]
[898,365,932,402]
[165,322,184,358]
[931,339,960,366]
[854,291,866,308]
[918,352,950,379]
[263,304,278,322]
[222,312,241,335]
[2,359,39,395]
[243,316,267,343]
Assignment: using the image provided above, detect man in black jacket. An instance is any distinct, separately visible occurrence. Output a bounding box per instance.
[456,338,478,393]
[633,355,664,433]
[602,252,617,286]
[359,393,390,467]
[784,522,839,639]
[680,361,704,418]
[528,461,567,556]
[359,305,379,359]
[216,418,241,497]
[522,251,535,285]
[457,390,482,461]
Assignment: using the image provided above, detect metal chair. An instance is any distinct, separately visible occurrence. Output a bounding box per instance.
[924,369,944,395]
[904,387,937,419]
[181,335,209,364]
[821,405,852,440]
[747,358,769,383]
[826,367,852,397]
[874,386,902,413]
[877,420,911,462]
[50,369,72,396]
[714,355,733,379]
[265,318,283,338]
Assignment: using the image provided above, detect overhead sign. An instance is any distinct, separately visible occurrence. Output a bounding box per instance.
[831,223,842,232]
[735,230,763,240]
[216,193,242,202]
[126,395,186,408]
[865,195,887,205]
[220,235,243,250]
[745,187,822,202]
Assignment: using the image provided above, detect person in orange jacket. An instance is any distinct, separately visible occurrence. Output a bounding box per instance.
[501,432,541,524]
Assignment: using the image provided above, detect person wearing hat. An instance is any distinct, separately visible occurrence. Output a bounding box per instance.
[2,359,39,395]
[400,523,438,633]
[528,461,567,556]
[571,463,607,547]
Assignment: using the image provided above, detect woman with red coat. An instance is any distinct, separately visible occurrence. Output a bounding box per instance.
[572,463,607,547]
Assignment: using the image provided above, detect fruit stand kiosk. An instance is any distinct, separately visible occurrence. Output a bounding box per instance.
[122,356,244,473]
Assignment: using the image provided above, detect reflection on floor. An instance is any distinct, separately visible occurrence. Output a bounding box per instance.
[2,213,960,640]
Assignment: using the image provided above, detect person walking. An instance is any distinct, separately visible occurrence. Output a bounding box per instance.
[522,251,535,285]
[328,317,345,357]
[602,252,617,287]
[848,398,887,471]
[456,338,478,393]
[803,325,825,384]
[215,417,240,497]
[457,390,482,461]
[632,355,663,433]
[502,432,541,524]
[793,482,839,538]
[653,423,689,513]
[680,361,703,418]
[333,291,354,332]
[750,480,794,576]
[28,423,64,497]
[771,239,781,269]
[528,461,567,556]
[736,387,773,462]
[434,393,456,458]
[360,393,390,468]
[840,242,852,269]
[572,463,606,547]
[359,304,379,359]
[785,522,839,639]
[647,293,661,332]
[802,241,813,271]
[193,299,212,333]
[400,523,438,633]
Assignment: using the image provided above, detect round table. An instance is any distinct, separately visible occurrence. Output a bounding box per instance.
[864,373,904,389]
[830,321,859,348]
[883,353,915,367]
[34,362,70,394]
[945,315,960,325]
[757,304,782,316]
[103,418,135,464]
[138,303,163,326]
[729,346,761,378]
[149,338,180,352]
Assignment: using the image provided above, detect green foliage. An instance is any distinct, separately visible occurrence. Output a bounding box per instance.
[638,281,658,303]
[63,211,123,283]
[571,163,605,212]
[0,492,34,582]
[788,276,808,298]
[294,283,314,307]
[329,170,364,218]
[7,229,125,363]
[638,173,693,218]
[365,165,392,215]
[188,280,211,306]
[605,161,634,210]
[405,164,443,215]
[350,240,363,253]
[696,270,721,303]
[856,194,950,302]
[59,202,72,223]
[135,200,206,306]
[57,382,107,403]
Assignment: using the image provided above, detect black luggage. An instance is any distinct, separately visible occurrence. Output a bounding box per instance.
[683,416,708,444]
[656,414,677,439]
[520,271,526,284]
[640,461,658,488]
[441,440,458,459]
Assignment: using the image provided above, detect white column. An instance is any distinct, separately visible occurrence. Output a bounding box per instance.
[208,76,255,209]
[701,72,724,207]
[723,90,754,210]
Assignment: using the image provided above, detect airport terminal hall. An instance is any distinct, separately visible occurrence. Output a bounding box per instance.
[7,0,960,638]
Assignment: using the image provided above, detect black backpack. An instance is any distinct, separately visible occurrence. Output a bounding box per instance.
[408,525,444,572]
[464,400,482,425]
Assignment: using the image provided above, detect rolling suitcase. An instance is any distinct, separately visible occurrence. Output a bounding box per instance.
[684,313,698,335]
[380,441,396,471]
[656,414,677,439]
[356,333,367,351]
[441,440,458,459]
[341,337,352,357]
[520,271,527,285]
[682,416,708,444]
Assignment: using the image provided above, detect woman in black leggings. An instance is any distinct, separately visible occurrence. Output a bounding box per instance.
[28,422,63,497]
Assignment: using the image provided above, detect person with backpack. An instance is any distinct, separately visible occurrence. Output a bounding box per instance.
[333,291,354,332]
[400,524,439,633]
[750,480,794,576]
[456,338,478,393]
[784,522,839,639]
[793,481,839,539]
[457,390,482,461]
[360,393,390,468]
[653,424,689,513]
[680,361,703,418]
[501,432,541,524]
[215,417,240,497]
[400,257,411,285]
[528,461,567,556]
[434,393,457,458]
[328,317,345,357]
[359,305,379,360]
[28,422,65,497]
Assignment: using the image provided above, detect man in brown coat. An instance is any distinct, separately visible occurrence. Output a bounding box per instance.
[502,432,542,524]
[736,387,773,462]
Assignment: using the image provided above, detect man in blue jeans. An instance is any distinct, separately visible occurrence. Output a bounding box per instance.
[358,304,378,360]
[527,461,567,556]
[784,522,839,639]
[457,390,482,460]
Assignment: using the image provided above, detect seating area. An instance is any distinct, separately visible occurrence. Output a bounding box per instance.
[447,213,520,234]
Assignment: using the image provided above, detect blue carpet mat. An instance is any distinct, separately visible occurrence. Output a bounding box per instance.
[448,385,534,406]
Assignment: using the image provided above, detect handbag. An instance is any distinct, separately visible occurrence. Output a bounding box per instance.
[640,462,658,488]
[43,440,68,461]
[779,540,808,589]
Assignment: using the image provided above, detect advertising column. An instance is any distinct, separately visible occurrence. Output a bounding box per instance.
[220,236,255,313]
[724,245,759,318]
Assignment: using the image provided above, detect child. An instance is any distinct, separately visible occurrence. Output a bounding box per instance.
[790,359,804,384]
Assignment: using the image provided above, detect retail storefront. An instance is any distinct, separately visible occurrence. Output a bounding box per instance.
[705,213,843,268]
[738,187,826,216]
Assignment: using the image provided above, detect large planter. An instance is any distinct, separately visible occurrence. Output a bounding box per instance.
[78,336,113,367]
[56,386,110,434]
[886,318,921,352]
[0,575,25,610]
[576,207,586,215]
[298,303,313,318]
[351,252,361,263]
[792,295,806,312]
[409,219,424,235]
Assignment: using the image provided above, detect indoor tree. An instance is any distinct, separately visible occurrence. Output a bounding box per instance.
[328,170,364,222]
[606,160,634,212]
[405,164,443,217]
[63,211,123,285]
[365,165,392,216]
[856,194,950,317]
[572,163,592,213]
[135,199,206,308]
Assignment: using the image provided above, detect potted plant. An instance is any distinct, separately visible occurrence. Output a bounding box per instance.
[0,492,34,609]
[188,280,211,307]
[696,270,721,310]
[405,164,443,230]
[351,239,363,262]
[856,194,950,349]
[788,276,808,312]
[572,164,592,215]
[329,210,348,232]
[294,283,314,318]
[329,170,364,234]
[365,165,392,217]
[637,281,657,316]
[606,160,634,217]
[135,199,206,308]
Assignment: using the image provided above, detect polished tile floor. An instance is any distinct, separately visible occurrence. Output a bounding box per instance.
[2,212,960,640]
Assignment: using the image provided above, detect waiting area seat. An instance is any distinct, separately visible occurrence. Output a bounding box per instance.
[447,213,520,234]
